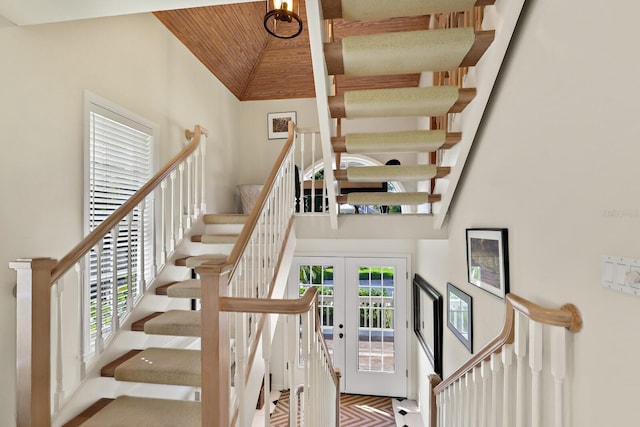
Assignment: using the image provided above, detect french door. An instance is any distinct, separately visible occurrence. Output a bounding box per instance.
[288,257,407,397]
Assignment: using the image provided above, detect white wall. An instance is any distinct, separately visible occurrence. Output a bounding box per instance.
[416,0,640,425]
[0,13,240,425]
[235,98,318,184]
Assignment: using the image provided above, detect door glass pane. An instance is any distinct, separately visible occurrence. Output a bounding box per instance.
[357,266,395,373]
[298,264,335,363]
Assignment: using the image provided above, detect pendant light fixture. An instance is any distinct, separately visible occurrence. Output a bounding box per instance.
[264,0,303,39]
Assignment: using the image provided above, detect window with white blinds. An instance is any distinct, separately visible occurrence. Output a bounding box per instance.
[85,94,155,354]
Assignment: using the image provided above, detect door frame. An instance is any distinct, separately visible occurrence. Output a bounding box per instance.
[287,255,410,397]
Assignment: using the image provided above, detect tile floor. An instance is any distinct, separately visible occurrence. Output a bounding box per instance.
[252,390,424,426]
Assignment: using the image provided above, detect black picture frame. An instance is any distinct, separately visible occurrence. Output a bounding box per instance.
[412,274,443,377]
[447,283,473,353]
[466,228,510,299]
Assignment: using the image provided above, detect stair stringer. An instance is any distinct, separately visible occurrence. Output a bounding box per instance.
[306,0,339,230]
[51,214,220,427]
[432,0,527,229]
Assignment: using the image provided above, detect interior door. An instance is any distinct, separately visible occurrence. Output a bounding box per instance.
[288,257,407,397]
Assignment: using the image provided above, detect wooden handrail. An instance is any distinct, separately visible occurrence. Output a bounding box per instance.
[508,293,583,333]
[433,293,582,394]
[50,125,207,284]
[220,286,318,314]
[225,121,295,276]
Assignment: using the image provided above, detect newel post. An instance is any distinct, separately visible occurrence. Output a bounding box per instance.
[197,260,232,427]
[10,257,57,427]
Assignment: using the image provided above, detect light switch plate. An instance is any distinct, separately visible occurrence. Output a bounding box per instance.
[602,255,640,296]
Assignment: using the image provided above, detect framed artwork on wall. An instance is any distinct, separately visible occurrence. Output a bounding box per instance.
[466,228,510,299]
[413,274,443,377]
[267,111,297,139]
[447,283,473,353]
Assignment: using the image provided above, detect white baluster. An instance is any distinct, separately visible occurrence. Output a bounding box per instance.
[140,200,149,288]
[551,326,568,427]
[530,321,543,427]
[75,261,87,378]
[160,180,167,262]
[178,163,185,236]
[502,343,514,427]
[457,379,464,427]
[193,147,200,217]
[95,240,104,354]
[514,312,529,427]
[490,352,503,426]
[480,359,491,427]
[448,382,455,427]
[186,156,193,229]
[463,374,471,427]
[126,212,133,312]
[111,226,120,332]
[263,313,272,427]
[200,137,206,213]
[300,131,306,213]
[470,368,479,426]
[54,280,64,411]
[311,132,316,212]
[237,312,247,427]
[169,170,176,251]
[437,392,444,427]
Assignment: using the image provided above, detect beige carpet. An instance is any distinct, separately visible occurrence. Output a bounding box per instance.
[80,396,200,427]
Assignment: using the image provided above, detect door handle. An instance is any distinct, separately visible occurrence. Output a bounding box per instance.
[339,324,344,329]
[339,333,344,339]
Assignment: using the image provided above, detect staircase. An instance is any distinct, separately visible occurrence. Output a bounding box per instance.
[306,0,525,227]
[63,214,248,426]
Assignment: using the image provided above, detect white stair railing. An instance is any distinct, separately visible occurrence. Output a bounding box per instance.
[10,125,207,426]
[295,127,331,214]
[198,122,340,426]
[432,294,582,427]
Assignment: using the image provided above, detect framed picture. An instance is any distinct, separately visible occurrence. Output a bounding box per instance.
[466,228,510,299]
[413,274,443,377]
[447,283,472,353]
[267,111,297,139]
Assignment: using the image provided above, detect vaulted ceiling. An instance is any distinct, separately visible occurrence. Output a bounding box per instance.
[154,1,430,101]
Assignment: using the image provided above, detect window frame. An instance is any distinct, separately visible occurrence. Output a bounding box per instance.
[82,91,158,359]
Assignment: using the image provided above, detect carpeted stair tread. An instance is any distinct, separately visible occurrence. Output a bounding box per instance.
[340,191,441,205]
[332,130,461,153]
[166,279,201,299]
[131,312,163,332]
[155,281,178,296]
[143,310,201,337]
[191,233,239,244]
[175,253,228,268]
[335,165,450,182]
[202,213,248,224]
[101,350,142,377]
[329,86,475,119]
[112,347,201,387]
[74,396,200,427]
[328,28,487,76]
[322,0,493,20]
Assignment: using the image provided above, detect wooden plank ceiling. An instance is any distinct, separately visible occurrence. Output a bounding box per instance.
[154,2,429,101]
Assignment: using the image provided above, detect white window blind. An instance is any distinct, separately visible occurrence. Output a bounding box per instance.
[85,98,154,354]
